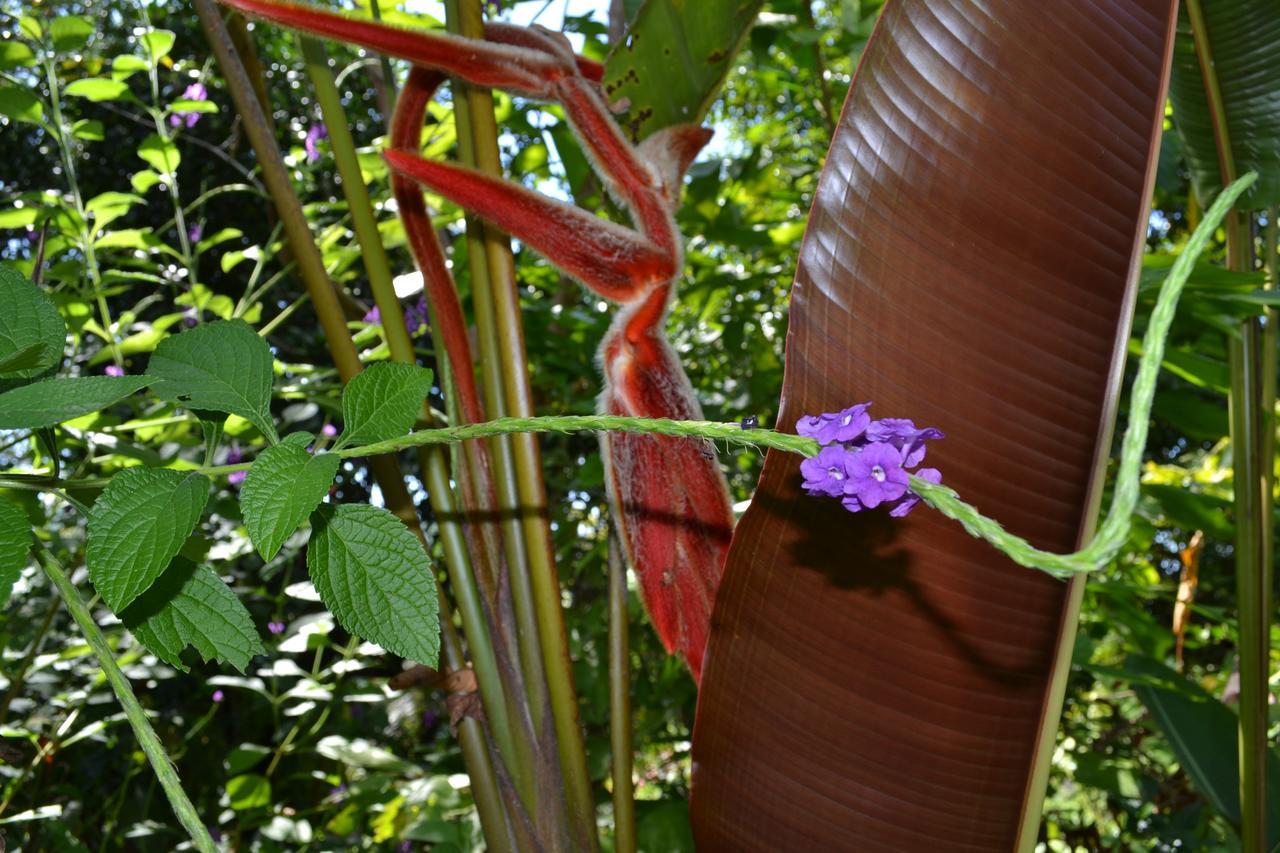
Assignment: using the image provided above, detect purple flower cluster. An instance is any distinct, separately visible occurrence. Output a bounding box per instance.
[169,82,208,129]
[304,123,328,163]
[798,403,943,517]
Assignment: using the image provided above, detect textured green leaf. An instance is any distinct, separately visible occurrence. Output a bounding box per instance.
[0,85,43,123]
[241,438,339,561]
[49,16,93,52]
[86,467,210,612]
[121,557,264,672]
[0,496,32,608]
[64,78,130,103]
[307,503,439,665]
[334,362,433,450]
[0,375,152,429]
[135,132,180,175]
[1128,656,1280,848]
[0,265,65,379]
[146,319,278,441]
[1170,1,1280,208]
[603,0,763,141]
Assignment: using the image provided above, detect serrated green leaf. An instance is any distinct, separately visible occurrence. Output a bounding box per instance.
[136,133,180,175]
[86,467,210,612]
[307,503,439,665]
[0,375,152,429]
[121,557,265,672]
[146,319,279,441]
[0,497,32,608]
[64,78,130,103]
[334,362,433,450]
[242,441,339,561]
[0,85,43,124]
[140,29,175,64]
[50,16,93,52]
[0,265,66,379]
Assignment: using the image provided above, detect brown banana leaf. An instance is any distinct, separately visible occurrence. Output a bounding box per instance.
[690,1,1177,849]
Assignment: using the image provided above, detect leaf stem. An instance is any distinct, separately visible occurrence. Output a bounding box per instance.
[37,549,216,853]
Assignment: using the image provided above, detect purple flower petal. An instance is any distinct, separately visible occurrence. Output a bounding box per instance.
[796,414,827,439]
[212,689,224,703]
[887,467,942,518]
[799,446,853,497]
[321,423,338,438]
[267,620,286,635]
[228,470,247,485]
[814,403,872,445]
[844,443,909,508]
[304,123,328,163]
[104,365,125,377]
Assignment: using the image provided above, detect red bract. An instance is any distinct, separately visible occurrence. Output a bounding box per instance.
[219,0,734,679]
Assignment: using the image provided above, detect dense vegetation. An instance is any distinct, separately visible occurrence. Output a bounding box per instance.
[0,1,1275,850]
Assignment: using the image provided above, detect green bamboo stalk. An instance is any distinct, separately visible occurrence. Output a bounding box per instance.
[192,5,512,847]
[38,550,216,853]
[442,0,556,749]
[607,525,636,853]
[299,32,539,817]
[444,3,598,843]
[1183,6,1270,846]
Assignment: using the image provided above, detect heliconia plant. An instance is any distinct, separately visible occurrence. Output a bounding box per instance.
[0,0,1274,849]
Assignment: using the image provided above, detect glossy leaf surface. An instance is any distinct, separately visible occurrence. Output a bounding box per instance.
[1169,0,1280,209]
[691,1,1177,848]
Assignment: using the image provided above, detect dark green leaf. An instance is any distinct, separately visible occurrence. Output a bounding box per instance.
[1169,1,1280,208]
[121,557,265,672]
[0,265,65,379]
[334,362,433,450]
[307,503,439,665]
[0,496,32,608]
[146,319,279,442]
[86,467,210,612]
[241,437,339,560]
[0,375,152,429]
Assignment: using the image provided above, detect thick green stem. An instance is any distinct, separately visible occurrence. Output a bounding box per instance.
[607,525,636,853]
[38,551,216,853]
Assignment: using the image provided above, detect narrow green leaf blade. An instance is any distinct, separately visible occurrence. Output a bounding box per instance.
[146,319,279,441]
[241,440,339,561]
[0,265,66,379]
[306,503,439,665]
[1169,1,1280,208]
[0,375,152,429]
[86,467,210,612]
[603,0,763,141]
[121,557,265,673]
[335,362,433,450]
[1128,656,1280,847]
[0,496,32,608]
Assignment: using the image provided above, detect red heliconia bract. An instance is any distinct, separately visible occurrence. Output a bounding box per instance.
[219,0,735,679]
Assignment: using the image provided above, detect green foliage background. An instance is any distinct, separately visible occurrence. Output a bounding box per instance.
[0,0,1275,850]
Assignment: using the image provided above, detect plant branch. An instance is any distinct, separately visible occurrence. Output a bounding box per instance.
[37,549,217,853]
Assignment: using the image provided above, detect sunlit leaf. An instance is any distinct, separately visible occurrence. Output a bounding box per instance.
[0,375,152,429]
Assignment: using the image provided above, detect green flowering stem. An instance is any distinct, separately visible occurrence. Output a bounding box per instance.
[914,171,1257,577]
[37,548,217,853]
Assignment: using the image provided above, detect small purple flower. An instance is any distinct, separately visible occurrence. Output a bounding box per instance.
[865,418,944,467]
[183,307,199,328]
[104,364,125,377]
[226,445,244,465]
[887,467,942,518]
[169,82,208,129]
[228,470,247,485]
[843,443,909,509]
[212,689,225,703]
[268,620,286,635]
[187,221,203,244]
[399,842,413,853]
[363,305,381,324]
[330,783,347,797]
[404,296,430,337]
[304,123,328,162]
[321,423,338,439]
[799,446,853,498]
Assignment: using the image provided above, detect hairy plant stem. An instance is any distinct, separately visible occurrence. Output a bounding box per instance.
[193,5,513,848]
[37,550,216,853]
[300,32,537,821]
